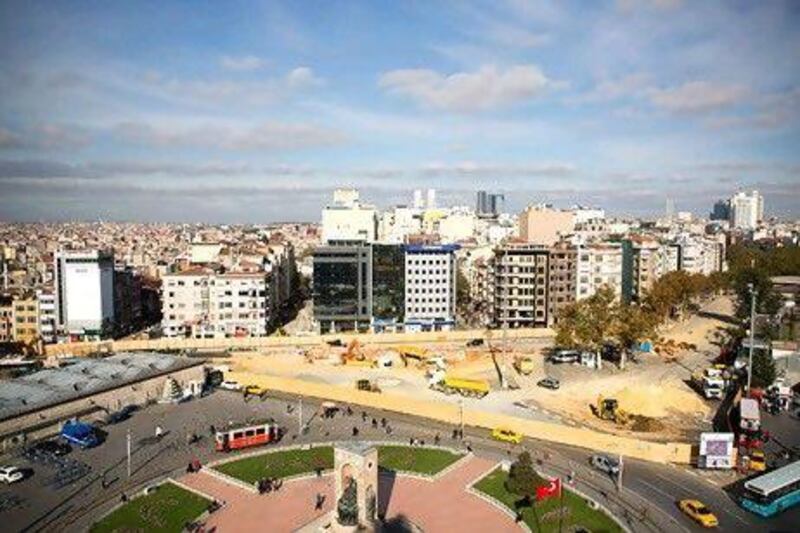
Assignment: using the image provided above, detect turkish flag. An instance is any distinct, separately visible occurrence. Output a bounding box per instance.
[535,477,561,501]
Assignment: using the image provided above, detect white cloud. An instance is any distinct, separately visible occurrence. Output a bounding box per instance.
[379,64,556,112]
[220,55,266,71]
[0,127,23,149]
[570,73,652,104]
[421,160,577,178]
[649,81,748,114]
[113,120,346,151]
[286,67,323,88]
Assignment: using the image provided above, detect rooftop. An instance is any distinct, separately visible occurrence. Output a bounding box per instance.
[0,352,202,421]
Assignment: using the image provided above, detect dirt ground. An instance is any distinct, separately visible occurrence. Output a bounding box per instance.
[214,296,736,443]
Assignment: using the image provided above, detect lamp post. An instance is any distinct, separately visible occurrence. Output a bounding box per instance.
[126,429,131,478]
[746,283,757,397]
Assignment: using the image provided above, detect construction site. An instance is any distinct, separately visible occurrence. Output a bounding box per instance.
[211,298,731,445]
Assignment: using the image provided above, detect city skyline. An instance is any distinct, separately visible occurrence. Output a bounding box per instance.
[1,1,799,222]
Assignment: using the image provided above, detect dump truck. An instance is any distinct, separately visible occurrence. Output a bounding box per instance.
[395,345,428,367]
[513,356,535,376]
[430,375,490,398]
[594,396,630,425]
[691,367,726,399]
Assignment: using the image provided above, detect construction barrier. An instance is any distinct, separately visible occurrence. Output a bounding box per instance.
[43,327,555,357]
[226,372,693,465]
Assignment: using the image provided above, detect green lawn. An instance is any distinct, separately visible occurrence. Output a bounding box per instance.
[214,446,334,484]
[378,445,463,475]
[91,481,210,533]
[474,468,622,533]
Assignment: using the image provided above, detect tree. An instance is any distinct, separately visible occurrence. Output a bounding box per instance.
[613,304,656,352]
[505,451,545,498]
[731,267,782,321]
[750,348,776,389]
[554,285,617,352]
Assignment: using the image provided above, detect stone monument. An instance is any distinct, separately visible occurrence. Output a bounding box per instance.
[334,442,378,531]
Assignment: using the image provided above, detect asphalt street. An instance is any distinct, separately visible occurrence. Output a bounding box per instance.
[0,390,796,533]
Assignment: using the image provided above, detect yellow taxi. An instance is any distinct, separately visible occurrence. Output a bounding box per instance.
[748,450,766,472]
[491,427,522,444]
[678,499,718,528]
[244,384,268,396]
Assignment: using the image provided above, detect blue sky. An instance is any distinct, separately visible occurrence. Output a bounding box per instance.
[1,0,798,222]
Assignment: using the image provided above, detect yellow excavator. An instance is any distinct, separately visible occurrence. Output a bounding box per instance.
[594,395,631,425]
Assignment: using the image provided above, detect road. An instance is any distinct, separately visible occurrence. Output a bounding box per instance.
[0,390,796,533]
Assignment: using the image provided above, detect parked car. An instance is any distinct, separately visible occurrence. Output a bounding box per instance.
[678,499,718,528]
[0,466,25,484]
[466,338,484,347]
[590,454,620,475]
[548,350,580,364]
[26,440,71,457]
[491,427,522,444]
[219,380,243,391]
[537,377,561,390]
[105,404,138,425]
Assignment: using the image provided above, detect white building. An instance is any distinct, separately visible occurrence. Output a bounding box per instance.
[161,270,270,338]
[54,249,115,338]
[36,289,56,344]
[404,245,458,331]
[729,190,764,230]
[321,188,378,243]
[438,210,476,243]
[575,243,623,300]
[378,206,422,244]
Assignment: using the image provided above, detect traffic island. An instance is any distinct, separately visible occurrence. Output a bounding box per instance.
[473,467,622,533]
[377,445,464,476]
[213,445,335,484]
[90,481,212,533]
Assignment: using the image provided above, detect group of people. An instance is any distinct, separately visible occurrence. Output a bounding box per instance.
[257,476,283,494]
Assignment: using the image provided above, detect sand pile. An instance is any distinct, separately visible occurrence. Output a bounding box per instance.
[615,384,707,418]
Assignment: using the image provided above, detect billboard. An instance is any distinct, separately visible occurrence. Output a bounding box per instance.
[699,432,735,469]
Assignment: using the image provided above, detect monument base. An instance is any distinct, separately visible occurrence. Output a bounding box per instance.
[295,511,379,533]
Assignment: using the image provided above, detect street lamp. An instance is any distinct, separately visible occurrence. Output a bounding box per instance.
[746,283,757,397]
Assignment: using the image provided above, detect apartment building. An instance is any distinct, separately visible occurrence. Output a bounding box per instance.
[404,244,458,332]
[161,270,270,338]
[548,242,577,325]
[729,190,764,230]
[492,244,550,328]
[0,296,12,343]
[12,294,39,346]
[622,238,664,303]
[575,243,623,301]
[519,205,576,245]
[54,249,115,339]
[36,289,56,344]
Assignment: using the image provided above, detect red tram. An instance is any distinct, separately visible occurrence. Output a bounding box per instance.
[214,422,283,452]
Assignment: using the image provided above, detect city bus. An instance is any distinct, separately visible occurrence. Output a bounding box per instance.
[739,460,800,517]
[214,421,283,452]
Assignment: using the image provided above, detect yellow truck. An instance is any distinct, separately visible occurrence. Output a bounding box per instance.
[513,356,535,375]
[431,375,490,398]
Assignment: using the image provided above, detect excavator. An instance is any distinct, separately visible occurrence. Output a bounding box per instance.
[340,339,373,367]
[394,345,429,368]
[594,395,631,426]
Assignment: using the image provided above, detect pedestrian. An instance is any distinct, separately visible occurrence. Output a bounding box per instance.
[346,406,353,416]
[380,417,386,428]
[315,493,325,510]
[352,426,359,437]
[120,492,128,503]
[385,425,392,435]
[409,437,414,446]
[209,424,216,436]
[155,425,163,438]
[434,433,440,445]
[362,411,367,422]
[371,418,378,429]
[452,429,458,439]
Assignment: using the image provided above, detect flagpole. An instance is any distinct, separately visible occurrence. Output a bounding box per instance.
[558,476,564,533]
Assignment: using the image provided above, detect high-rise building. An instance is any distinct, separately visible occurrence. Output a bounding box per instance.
[476,191,505,218]
[313,243,373,333]
[54,249,115,339]
[729,190,763,230]
[426,188,436,209]
[312,242,457,333]
[404,244,458,332]
[710,200,730,221]
[548,242,577,325]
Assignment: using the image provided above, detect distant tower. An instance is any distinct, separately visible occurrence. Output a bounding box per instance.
[426,188,436,209]
[413,189,424,209]
[665,198,675,221]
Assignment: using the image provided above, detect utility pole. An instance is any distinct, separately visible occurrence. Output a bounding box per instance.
[746,283,757,397]
[298,398,303,434]
[126,429,131,478]
[616,454,623,492]
[459,398,464,439]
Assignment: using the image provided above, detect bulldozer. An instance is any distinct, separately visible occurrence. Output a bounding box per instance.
[594,395,631,425]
